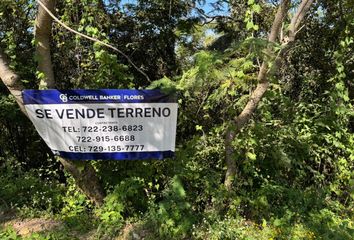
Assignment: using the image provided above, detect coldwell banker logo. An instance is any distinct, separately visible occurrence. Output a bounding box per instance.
[58,93,125,102]
[59,94,68,102]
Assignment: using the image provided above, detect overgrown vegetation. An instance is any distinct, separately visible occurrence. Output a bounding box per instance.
[0,0,353,239]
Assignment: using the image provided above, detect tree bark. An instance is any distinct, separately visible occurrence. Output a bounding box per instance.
[0,0,105,206]
[35,0,105,206]
[35,0,56,89]
[224,0,314,189]
[59,159,104,205]
[224,128,236,189]
[0,51,27,116]
[0,49,105,206]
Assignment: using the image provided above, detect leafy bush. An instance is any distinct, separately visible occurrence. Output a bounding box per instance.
[141,176,196,239]
[0,161,63,215]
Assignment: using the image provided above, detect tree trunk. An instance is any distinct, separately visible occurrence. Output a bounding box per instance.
[35,0,56,89]
[0,49,105,206]
[0,0,106,206]
[59,159,104,205]
[34,0,105,206]
[224,0,314,189]
[224,128,236,190]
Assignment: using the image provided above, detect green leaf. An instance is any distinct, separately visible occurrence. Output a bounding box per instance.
[274,218,282,227]
[236,71,245,78]
[246,152,257,160]
[252,4,261,14]
[195,125,203,131]
[246,21,254,30]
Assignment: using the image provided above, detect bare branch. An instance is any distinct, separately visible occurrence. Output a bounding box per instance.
[289,0,314,41]
[268,0,291,43]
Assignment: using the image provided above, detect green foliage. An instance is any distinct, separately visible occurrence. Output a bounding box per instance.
[244,0,261,32]
[52,0,133,89]
[1,0,354,239]
[142,176,196,239]
[94,177,147,237]
[148,76,180,94]
[0,228,20,240]
[0,161,63,214]
[0,226,90,240]
[59,178,95,232]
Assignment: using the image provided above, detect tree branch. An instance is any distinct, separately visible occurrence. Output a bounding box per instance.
[1,47,105,206]
[288,0,314,42]
[35,0,56,89]
[225,0,314,189]
[34,0,105,206]
[0,50,27,116]
[233,0,290,132]
[0,0,105,207]
[36,0,151,82]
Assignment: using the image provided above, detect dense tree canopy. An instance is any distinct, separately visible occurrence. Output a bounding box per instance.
[0,0,353,239]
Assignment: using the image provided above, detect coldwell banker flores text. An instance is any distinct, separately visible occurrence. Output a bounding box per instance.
[60,93,144,102]
[35,107,172,119]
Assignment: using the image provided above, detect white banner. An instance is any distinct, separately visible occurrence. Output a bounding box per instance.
[22,90,178,160]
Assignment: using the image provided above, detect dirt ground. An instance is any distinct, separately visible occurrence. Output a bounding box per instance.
[1,210,62,237]
[0,210,148,239]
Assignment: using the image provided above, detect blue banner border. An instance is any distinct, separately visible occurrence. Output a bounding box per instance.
[23,89,176,104]
[57,150,174,160]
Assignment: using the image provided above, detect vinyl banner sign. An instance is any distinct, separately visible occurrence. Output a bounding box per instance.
[22,89,178,160]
